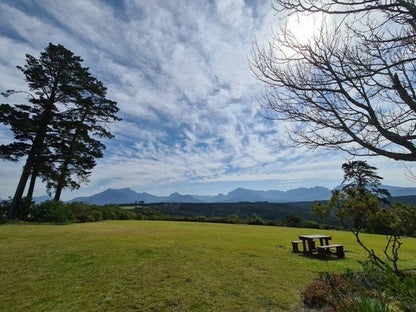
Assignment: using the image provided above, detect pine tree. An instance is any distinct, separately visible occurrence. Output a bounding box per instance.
[0,43,120,218]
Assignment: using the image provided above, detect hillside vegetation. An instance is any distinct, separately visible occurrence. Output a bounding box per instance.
[1,221,415,311]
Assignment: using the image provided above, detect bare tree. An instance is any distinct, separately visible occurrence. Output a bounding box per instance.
[251,0,416,161]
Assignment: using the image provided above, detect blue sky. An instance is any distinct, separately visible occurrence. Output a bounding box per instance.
[0,0,414,200]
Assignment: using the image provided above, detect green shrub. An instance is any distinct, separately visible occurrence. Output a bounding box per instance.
[282,214,303,227]
[303,263,416,312]
[303,220,320,229]
[119,211,136,220]
[347,297,392,312]
[29,201,73,223]
[359,260,416,312]
[77,212,96,223]
[193,215,208,222]
[91,210,103,221]
[102,209,117,220]
[382,271,416,312]
[248,213,264,225]
[209,216,226,223]
[225,214,241,224]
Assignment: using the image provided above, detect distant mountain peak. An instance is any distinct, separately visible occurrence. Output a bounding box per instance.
[42,184,416,205]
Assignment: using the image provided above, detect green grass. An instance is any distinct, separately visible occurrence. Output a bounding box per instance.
[1,221,415,311]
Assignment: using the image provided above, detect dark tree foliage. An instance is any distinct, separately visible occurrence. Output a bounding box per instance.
[342,160,391,199]
[252,0,416,161]
[0,43,120,218]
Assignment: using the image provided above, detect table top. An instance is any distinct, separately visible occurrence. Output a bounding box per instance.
[299,234,331,240]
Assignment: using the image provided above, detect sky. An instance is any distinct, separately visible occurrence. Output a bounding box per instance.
[0,0,414,200]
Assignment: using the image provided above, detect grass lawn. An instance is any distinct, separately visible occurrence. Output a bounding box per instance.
[1,221,415,311]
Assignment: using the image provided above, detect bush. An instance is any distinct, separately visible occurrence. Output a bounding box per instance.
[303,272,366,311]
[248,213,264,225]
[302,279,333,309]
[360,263,416,312]
[347,297,392,312]
[303,220,320,229]
[225,214,241,224]
[303,264,416,312]
[119,211,137,220]
[102,209,117,220]
[282,214,303,227]
[193,215,208,222]
[209,216,226,223]
[77,212,96,223]
[29,201,73,223]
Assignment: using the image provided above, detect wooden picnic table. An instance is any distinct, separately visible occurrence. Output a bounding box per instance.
[298,234,332,255]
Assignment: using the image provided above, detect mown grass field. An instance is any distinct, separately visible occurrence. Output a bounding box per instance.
[1,221,415,312]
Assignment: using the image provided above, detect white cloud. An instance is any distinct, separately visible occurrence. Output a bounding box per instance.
[0,0,412,200]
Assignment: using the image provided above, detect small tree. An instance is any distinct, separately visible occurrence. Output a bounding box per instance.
[313,162,413,275]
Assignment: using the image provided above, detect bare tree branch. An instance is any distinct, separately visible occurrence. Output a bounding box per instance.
[252,0,416,161]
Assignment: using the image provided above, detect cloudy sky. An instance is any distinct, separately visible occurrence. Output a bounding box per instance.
[0,0,414,200]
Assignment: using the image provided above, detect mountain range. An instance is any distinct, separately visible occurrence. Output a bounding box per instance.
[31,184,416,205]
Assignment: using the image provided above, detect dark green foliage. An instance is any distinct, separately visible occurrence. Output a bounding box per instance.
[119,211,136,220]
[303,220,320,229]
[135,201,314,220]
[282,213,303,227]
[28,201,73,223]
[193,215,209,222]
[225,214,241,224]
[359,262,416,312]
[1,43,120,218]
[393,203,416,237]
[16,200,345,231]
[347,297,392,312]
[25,201,133,223]
[135,207,164,218]
[248,213,264,225]
[342,161,390,200]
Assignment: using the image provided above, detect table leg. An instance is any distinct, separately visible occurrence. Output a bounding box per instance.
[308,241,314,254]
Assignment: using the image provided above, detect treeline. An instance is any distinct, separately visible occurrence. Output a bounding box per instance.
[124,201,318,220]
[2,200,413,237]
[0,200,338,230]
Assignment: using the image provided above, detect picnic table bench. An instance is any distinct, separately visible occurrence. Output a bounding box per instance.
[291,240,303,253]
[317,244,345,259]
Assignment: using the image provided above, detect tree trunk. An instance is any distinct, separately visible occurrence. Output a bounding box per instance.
[9,100,54,218]
[54,112,87,201]
[26,167,38,201]
[53,161,68,201]
[8,161,31,219]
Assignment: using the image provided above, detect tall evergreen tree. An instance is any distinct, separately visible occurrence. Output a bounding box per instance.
[342,161,391,200]
[0,43,120,218]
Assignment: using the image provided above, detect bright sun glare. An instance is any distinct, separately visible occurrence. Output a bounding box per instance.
[286,12,324,44]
